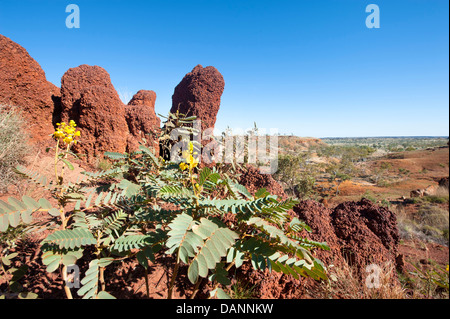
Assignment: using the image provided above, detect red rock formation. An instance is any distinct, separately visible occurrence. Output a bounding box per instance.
[0,34,60,143]
[330,199,399,277]
[170,64,225,133]
[240,199,400,298]
[127,89,157,108]
[294,200,345,268]
[295,198,399,279]
[237,164,287,200]
[60,64,117,123]
[59,65,129,160]
[125,90,161,153]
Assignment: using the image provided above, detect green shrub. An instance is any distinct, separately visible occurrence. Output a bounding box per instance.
[361,191,377,203]
[422,195,449,204]
[274,153,318,199]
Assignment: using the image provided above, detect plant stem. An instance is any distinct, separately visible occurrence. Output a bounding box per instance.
[99,266,106,291]
[167,261,180,299]
[61,265,73,299]
[144,267,150,298]
[190,278,202,299]
[54,140,61,186]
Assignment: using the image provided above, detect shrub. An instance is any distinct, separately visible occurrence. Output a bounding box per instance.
[274,153,318,198]
[0,114,329,299]
[422,195,449,204]
[0,105,31,192]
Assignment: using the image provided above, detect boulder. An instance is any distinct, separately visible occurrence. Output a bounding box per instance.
[243,199,400,298]
[0,34,60,143]
[293,200,345,268]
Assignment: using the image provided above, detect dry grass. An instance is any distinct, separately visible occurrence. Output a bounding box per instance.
[309,261,406,299]
[0,105,32,192]
[395,203,449,246]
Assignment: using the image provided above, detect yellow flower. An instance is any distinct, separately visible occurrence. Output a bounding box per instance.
[179,141,199,171]
[189,154,198,170]
[53,119,81,146]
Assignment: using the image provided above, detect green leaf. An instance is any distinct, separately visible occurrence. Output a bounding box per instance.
[46,258,61,273]
[18,292,38,299]
[38,198,53,210]
[62,254,78,266]
[43,229,96,249]
[210,287,231,299]
[96,291,116,299]
[61,158,74,170]
[187,219,238,284]
[65,193,85,201]
[48,208,61,217]
[104,152,128,160]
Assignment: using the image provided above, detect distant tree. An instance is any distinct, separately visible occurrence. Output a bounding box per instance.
[325,160,354,196]
[274,153,318,199]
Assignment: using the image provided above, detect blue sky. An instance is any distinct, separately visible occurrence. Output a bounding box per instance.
[0,0,448,137]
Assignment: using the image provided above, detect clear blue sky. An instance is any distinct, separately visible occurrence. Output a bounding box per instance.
[0,0,448,137]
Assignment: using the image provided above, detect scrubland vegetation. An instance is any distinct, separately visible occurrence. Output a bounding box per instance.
[0,113,330,299]
[273,135,449,299]
[0,107,448,299]
[0,105,31,192]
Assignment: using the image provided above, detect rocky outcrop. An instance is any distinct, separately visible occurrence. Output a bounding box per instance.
[294,200,345,268]
[59,65,129,160]
[0,34,60,143]
[126,90,160,153]
[240,199,400,298]
[60,65,118,123]
[294,199,399,279]
[237,164,287,199]
[330,199,399,276]
[410,184,438,198]
[170,64,225,133]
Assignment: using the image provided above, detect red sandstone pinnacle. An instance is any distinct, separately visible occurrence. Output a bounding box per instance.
[0,34,60,143]
[59,64,129,160]
[170,64,225,133]
[126,90,161,153]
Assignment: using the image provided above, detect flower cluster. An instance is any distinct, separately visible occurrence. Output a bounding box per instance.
[53,120,81,145]
[179,142,199,171]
